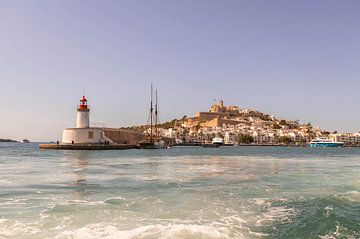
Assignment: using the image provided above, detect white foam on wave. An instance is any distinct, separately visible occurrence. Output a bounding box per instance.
[53,217,75,231]
[256,206,298,226]
[319,225,341,239]
[251,197,289,207]
[324,205,334,217]
[57,222,236,239]
[43,196,115,207]
[0,219,8,224]
[319,224,359,239]
[0,179,12,185]
[220,215,265,237]
[104,196,126,202]
[337,191,360,202]
[0,221,41,237]
[251,198,271,207]
[0,197,29,207]
[221,215,247,225]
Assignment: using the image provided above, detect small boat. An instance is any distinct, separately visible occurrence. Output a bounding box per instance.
[212,137,224,146]
[309,138,344,147]
[139,140,158,149]
[22,139,30,143]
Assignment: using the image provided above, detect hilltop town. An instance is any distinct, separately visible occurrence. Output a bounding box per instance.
[128,100,318,146]
[127,100,360,146]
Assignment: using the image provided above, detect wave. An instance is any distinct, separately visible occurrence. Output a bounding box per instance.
[56,223,236,239]
[254,196,360,238]
[319,224,360,239]
[335,191,360,202]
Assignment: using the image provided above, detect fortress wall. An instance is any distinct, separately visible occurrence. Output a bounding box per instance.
[103,128,144,145]
[103,128,176,146]
[200,118,220,128]
[196,112,220,120]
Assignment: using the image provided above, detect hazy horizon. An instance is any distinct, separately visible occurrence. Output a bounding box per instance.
[1,0,360,141]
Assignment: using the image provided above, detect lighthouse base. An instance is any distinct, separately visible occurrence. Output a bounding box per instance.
[61,128,108,144]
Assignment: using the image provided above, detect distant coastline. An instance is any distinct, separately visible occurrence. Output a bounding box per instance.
[0,138,18,143]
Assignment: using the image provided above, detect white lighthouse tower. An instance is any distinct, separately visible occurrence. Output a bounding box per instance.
[76,95,90,128]
[61,95,108,144]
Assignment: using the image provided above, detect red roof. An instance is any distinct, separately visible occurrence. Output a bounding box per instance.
[80,95,87,102]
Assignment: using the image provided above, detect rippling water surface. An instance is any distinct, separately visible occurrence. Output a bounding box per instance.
[0,143,359,238]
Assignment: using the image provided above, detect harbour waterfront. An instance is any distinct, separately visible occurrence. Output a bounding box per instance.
[0,143,359,238]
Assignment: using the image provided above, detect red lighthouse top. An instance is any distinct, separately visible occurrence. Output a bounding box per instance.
[78,95,89,110]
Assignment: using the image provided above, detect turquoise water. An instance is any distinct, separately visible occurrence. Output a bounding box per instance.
[0,143,359,239]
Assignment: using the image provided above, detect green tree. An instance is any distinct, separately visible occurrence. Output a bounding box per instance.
[273,123,282,129]
[159,119,177,129]
[260,114,271,121]
[238,134,254,144]
[279,136,293,144]
[279,120,287,125]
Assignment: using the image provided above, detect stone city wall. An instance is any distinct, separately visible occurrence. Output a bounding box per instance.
[103,128,144,145]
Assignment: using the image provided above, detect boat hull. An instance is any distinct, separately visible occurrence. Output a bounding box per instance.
[139,142,158,149]
[139,140,167,149]
[309,142,344,147]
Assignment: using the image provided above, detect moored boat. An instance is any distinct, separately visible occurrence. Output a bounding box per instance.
[212,137,224,146]
[139,138,166,149]
[308,138,344,147]
[139,84,168,149]
[139,140,157,149]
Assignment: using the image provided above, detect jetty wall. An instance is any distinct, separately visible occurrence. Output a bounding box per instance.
[103,128,145,145]
[39,144,138,150]
[103,128,176,146]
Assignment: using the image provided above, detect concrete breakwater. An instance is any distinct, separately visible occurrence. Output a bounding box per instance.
[39,143,138,150]
[39,128,144,150]
[39,128,176,150]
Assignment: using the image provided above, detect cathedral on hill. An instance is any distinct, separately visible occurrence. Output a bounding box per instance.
[195,100,240,121]
[210,100,240,115]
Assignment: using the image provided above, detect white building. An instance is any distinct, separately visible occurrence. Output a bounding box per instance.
[224,132,237,145]
[62,95,109,144]
[330,133,360,144]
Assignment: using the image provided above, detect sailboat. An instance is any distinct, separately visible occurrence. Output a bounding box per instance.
[139,84,165,149]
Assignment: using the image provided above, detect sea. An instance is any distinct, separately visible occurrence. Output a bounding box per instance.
[0,142,359,239]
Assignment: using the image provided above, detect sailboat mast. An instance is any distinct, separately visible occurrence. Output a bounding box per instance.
[155,90,158,137]
[150,84,153,140]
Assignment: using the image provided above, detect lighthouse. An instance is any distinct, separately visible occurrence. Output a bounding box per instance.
[76,95,90,128]
[40,92,161,149]
[61,95,108,144]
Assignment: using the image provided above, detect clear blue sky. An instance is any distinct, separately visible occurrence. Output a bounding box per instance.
[0,0,359,141]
